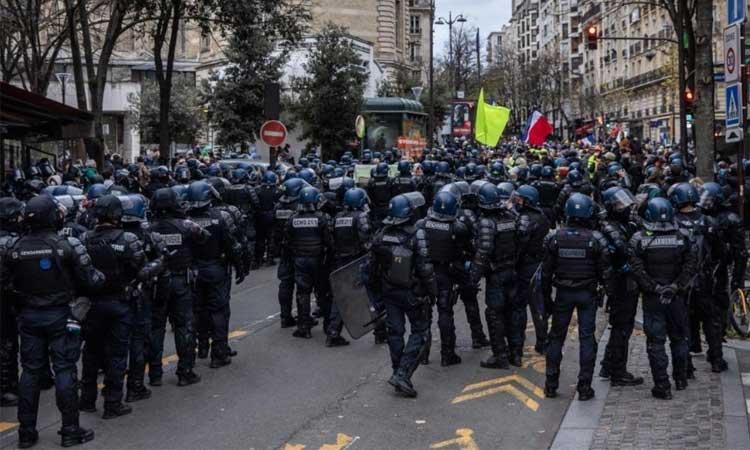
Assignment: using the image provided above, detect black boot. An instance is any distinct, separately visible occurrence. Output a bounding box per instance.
[325,336,350,347]
[610,371,645,387]
[687,356,696,379]
[0,391,18,407]
[388,369,417,398]
[471,335,490,349]
[674,378,688,391]
[440,352,462,367]
[534,340,547,355]
[148,375,162,387]
[228,346,238,357]
[102,402,132,420]
[177,370,201,387]
[197,341,209,359]
[480,354,510,369]
[59,426,95,448]
[125,383,152,403]
[544,384,558,398]
[711,358,729,373]
[210,355,232,369]
[292,327,312,339]
[280,316,297,328]
[481,309,509,369]
[78,397,97,413]
[577,384,595,401]
[509,350,523,367]
[18,428,38,449]
[651,384,673,400]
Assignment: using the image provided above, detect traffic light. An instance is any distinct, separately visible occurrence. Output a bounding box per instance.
[684,88,696,112]
[587,25,598,50]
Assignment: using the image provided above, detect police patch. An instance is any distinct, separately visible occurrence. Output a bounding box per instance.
[558,248,586,258]
[39,258,52,270]
[496,221,515,232]
[292,218,319,228]
[276,210,293,219]
[649,236,682,248]
[162,234,183,246]
[425,220,450,231]
[382,235,401,244]
[335,217,354,228]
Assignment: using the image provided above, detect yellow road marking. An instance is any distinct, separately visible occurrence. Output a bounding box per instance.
[452,384,540,411]
[319,433,354,450]
[430,428,479,450]
[228,330,249,339]
[0,422,19,433]
[460,375,544,399]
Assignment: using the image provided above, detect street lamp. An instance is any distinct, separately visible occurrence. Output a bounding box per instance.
[435,11,467,99]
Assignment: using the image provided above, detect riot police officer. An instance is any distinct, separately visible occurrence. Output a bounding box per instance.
[187,181,242,367]
[283,186,332,338]
[542,193,612,401]
[78,183,107,230]
[79,195,147,419]
[56,195,88,239]
[326,187,373,346]
[0,197,23,407]
[225,170,261,270]
[531,166,560,226]
[598,187,644,386]
[370,193,437,397]
[471,183,527,369]
[118,194,165,403]
[629,198,696,399]
[670,183,726,373]
[417,191,472,366]
[555,170,593,220]
[256,171,280,266]
[276,178,309,328]
[0,195,104,448]
[148,188,210,387]
[367,162,392,229]
[515,185,551,357]
[390,161,416,197]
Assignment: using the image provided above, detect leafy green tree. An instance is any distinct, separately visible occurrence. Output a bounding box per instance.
[129,77,204,145]
[206,0,310,150]
[291,24,367,161]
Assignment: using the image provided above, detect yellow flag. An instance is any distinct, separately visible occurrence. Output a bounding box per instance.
[474,88,510,147]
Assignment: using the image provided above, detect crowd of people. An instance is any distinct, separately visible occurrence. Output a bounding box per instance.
[0,139,747,448]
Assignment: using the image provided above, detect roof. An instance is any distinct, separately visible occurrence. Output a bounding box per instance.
[0,81,94,140]
[362,97,426,115]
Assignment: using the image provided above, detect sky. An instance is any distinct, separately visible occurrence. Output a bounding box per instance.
[433,0,513,58]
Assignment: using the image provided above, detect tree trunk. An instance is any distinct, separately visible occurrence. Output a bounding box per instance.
[64,0,88,110]
[693,0,715,179]
[156,0,182,160]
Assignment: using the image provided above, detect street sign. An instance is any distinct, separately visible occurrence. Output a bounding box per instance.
[260,120,287,147]
[728,0,746,26]
[725,82,743,129]
[725,25,741,83]
[355,115,366,139]
[726,127,744,142]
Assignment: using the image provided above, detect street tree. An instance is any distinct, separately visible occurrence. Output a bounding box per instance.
[290,24,368,161]
[129,76,204,146]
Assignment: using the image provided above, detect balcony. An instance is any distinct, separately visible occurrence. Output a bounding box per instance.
[580,3,602,24]
[624,68,669,90]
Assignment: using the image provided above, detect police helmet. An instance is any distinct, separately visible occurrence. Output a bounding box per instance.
[188,180,220,209]
[397,161,411,176]
[87,183,108,200]
[477,183,501,210]
[299,186,320,209]
[171,184,190,207]
[24,194,63,230]
[566,169,584,187]
[497,182,515,201]
[429,191,459,221]
[644,197,674,224]
[151,187,181,213]
[280,178,309,202]
[263,171,278,185]
[298,157,309,168]
[668,182,699,208]
[0,197,24,227]
[529,164,543,179]
[344,187,368,210]
[384,192,425,225]
[436,161,450,175]
[565,193,594,220]
[93,194,123,223]
[607,162,623,177]
[421,160,435,176]
[374,162,389,177]
[698,181,724,211]
[541,166,555,179]
[516,185,540,206]
[118,194,148,222]
[602,186,635,214]
[490,161,506,178]
[284,170,298,182]
[298,168,317,185]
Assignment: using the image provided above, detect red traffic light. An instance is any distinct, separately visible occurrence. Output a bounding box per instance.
[684,88,695,103]
[587,25,598,50]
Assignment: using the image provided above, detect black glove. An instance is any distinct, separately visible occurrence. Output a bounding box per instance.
[656,284,677,305]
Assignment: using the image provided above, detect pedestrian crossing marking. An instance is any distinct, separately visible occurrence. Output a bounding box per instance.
[430,428,479,450]
[0,422,19,433]
[452,375,543,411]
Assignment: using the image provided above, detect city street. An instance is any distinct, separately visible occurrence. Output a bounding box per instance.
[1,265,590,450]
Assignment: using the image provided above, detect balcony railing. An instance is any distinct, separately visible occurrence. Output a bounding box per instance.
[624,68,669,90]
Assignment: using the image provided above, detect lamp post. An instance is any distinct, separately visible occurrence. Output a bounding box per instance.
[55,72,70,105]
[435,11,467,99]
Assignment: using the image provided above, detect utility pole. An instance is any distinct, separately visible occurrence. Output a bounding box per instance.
[429,0,435,145]
[436,11,467,140]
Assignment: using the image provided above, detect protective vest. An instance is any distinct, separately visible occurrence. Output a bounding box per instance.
[225,185,252,213]
[554,228,597,282]
[639,231,685,284]
[379,230,413,288]
[257,185,277,212]
[150,218,192,272]
[10,234,73,305]
[423,219,456,263]
[492,214,517,268]
[369,177,391,208]
[534,180,558,207]
[85,229,126,294]
[333,211,360,257]
[289,212,324,257]
[391,177,414,196]
[275,200,297,224]
[190,208,225,262]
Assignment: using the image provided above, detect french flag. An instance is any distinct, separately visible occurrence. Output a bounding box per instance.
[523,111,553,146]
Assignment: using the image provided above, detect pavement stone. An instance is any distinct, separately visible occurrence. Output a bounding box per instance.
[590,329,727,450]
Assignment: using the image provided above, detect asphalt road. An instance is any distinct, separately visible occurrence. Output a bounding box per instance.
[0,265,595,450]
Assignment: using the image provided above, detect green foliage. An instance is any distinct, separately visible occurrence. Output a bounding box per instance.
[205,0,310,149]
[129,76,204,145]
[290,24,367,161]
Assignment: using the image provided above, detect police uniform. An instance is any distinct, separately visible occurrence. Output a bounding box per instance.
[256,182,280,264]
[367,174,392,230]
[275,198,299,327]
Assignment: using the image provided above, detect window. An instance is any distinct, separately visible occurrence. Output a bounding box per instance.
[396,1,403,49]
[562,23,569,38]
[201,32,211,52]
[410,15,421,34]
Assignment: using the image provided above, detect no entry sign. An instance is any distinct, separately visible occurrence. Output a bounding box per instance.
[260,120,288,147]
[725,24,741,83]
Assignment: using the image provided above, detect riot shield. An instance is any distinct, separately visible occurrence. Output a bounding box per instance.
[329,255,377,339]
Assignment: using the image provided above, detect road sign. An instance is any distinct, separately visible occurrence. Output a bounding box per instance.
[726,127,744,143]
[725,82,743,129]
[728,0,746,26]
[260,120,287,147]
[355,115,366,139]
[725,25,741,82]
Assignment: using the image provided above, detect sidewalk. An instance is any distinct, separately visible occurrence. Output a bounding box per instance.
[551,321,750,450]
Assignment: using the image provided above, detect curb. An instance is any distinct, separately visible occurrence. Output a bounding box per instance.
[549,327,611,450]
[721,348,750,450]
